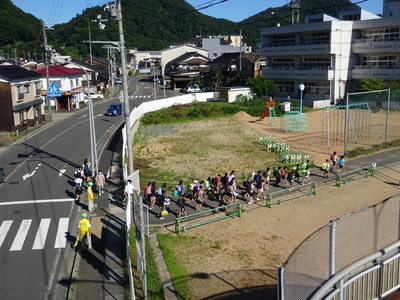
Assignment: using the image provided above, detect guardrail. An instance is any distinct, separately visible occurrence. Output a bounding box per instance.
[265,182,317,208]
[175,202,242,235]
[335,163,377,187]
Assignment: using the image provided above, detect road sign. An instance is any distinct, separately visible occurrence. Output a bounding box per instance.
[47,81,61,97]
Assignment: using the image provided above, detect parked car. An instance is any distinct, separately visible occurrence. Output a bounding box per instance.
[90,92,104,100]
[115,77,121,84]
[180,84,202,93]
[201,86,215,92]
[106,103,123,116]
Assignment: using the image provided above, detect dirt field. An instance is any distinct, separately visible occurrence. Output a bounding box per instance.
[135,110,400,299]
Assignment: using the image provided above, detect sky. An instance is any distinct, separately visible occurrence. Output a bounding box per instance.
[11,0,382,24]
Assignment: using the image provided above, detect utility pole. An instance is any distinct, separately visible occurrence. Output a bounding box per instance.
[116,0,134,175]
[43,23,54,122]
[89,23,93,65]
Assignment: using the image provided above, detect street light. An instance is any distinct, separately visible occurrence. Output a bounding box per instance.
[299,83,305,113]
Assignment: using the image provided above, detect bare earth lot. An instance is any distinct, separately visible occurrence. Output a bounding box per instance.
[134,110,400,299]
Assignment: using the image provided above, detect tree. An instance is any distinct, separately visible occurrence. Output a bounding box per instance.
[357,78,385,92]
[265,79,277,96]
[245,75,271,96]
[209,67,224,89]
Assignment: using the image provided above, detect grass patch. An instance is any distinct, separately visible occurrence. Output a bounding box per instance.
[129,228,163,300]
[157,234,199,299]
[346,138,400,158]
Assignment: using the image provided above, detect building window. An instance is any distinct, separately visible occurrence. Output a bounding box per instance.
[17,86,24,100]
[269,34,296,47]
[35,82,41,95]
[76,78,79,86]
[302,57,331,69]
[275,80,295,93]
[360,55,396,68]
[20,110,27,125]
[70,80,74,88]
[24,85,30,93]
[271,58,295,69]
[303,81,330,95]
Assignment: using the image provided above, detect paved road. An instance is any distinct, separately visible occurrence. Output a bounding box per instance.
[0,73,175,300]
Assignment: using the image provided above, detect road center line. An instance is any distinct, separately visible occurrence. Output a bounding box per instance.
[0,198,74,206]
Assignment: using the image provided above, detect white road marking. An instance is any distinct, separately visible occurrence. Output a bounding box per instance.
[32,218,51,250]
[59,169,66,177]
[10,219,32,251]
[78,114,87,119]
[0,220,13,247]
[54,218,69,248]
[0,198,74,206]
[22,170,36,180]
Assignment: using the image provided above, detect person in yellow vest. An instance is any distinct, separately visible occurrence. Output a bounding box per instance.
[87,181,95,212]
[74,213,92,249]
[321,159,330,178]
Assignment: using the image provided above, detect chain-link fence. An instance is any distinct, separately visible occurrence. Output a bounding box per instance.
[278,194,400,300]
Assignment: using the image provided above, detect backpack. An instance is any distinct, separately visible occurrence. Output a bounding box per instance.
[75,181,82,189]
[177,198,184,207]
[158,187,163,195]
[74,168,81,177]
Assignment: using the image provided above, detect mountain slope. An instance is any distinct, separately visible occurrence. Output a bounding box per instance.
[1,0,361,59]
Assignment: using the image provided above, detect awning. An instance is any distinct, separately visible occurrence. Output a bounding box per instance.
[12,98,44,112]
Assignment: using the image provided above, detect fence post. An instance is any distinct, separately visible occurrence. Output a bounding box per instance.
[310,182,317,195]
[266,194,272,208]
[277,265,285,300]
[336,174,342,187]
[369,162,377,176]
[175,219,181,235]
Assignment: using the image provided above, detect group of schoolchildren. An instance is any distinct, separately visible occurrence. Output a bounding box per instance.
[144,151,346,219]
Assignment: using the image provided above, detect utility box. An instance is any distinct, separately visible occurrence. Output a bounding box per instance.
[280,102,291,112]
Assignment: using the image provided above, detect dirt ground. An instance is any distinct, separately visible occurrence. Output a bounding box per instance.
[138,110,400,299]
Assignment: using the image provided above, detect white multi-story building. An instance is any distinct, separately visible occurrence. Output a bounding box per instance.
[260,2,400,106]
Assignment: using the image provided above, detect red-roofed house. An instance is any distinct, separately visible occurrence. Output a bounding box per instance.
[35,66,87,111]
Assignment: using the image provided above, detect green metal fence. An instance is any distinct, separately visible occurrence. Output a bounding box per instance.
[175,202,242,235]
[265,182,317,208]
[335,163,377,187]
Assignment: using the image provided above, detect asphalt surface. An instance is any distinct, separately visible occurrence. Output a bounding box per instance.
[1,78,399,299]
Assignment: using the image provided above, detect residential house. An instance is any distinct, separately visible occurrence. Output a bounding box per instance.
[161,45,209,87]
[208,52,266,85]
[81,57,111,86]
[165,52,210,89]
[0,65,44,132]
[35,66,86,111]
[180,35,250,59]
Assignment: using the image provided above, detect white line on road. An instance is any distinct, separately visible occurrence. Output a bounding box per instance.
[0,220,13,247]
[54,218,69,248]
[32,218,51,250]
[10,219,32,251]
[0,198,74,206]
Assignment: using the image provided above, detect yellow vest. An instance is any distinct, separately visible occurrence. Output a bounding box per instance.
[79,218,90,235]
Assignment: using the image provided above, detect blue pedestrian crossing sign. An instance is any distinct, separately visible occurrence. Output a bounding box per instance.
[47,81,61,97]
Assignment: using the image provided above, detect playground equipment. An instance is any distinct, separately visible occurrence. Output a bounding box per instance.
[309,102,382,149]
[281,113,308,133]
[259,99,276,125]
[335,163,377,187]
[265,182,317,208]
[175,202,242,235]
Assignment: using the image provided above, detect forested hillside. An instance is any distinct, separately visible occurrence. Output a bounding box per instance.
[1,0,360,60]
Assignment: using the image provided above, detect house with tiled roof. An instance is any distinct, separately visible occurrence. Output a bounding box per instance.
[0,65,44,132]
[35,65,86,111]
[164,51,210,88]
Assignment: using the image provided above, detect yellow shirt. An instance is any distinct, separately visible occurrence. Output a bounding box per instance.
[87,186,94,201]
[78,218,91,235]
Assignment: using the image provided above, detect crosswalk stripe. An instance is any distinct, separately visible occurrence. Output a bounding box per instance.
[54,218,69,248]
[0,220,13,248]
[10,220,32,251]
[32,218,51,250]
